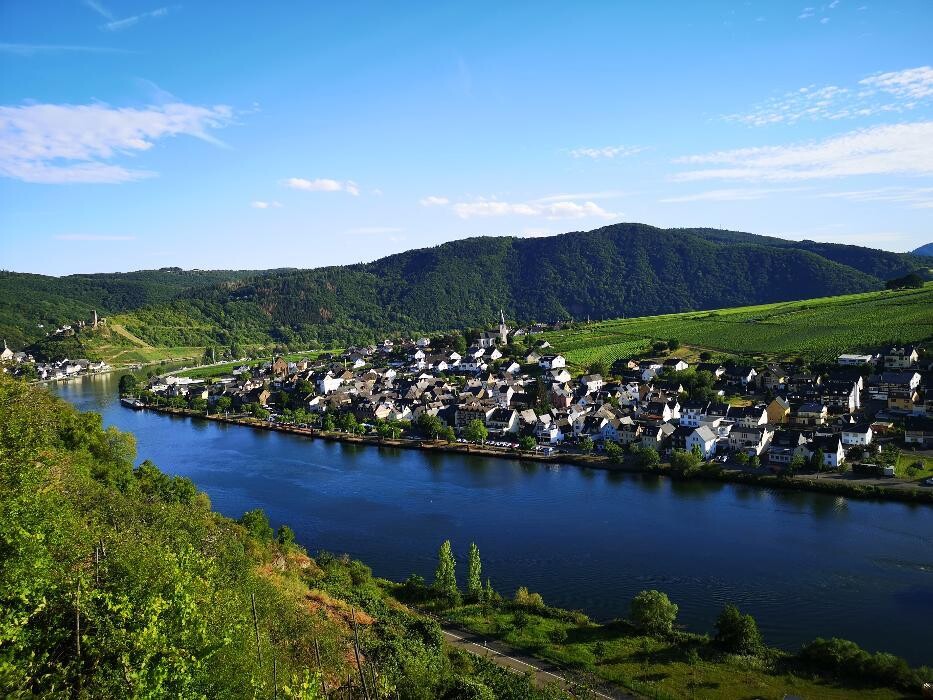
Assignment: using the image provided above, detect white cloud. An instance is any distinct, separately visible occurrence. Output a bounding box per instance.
[820,16,830,23]
[859,66,933,101]
[817,186,933,209]
[533,190,629,203]
[346,226,405,234]
[448,197,618,220]
[724,66,933,126]
[0,101,234,184]
[673,122,933,182]
[83,0,113,19]
[251,200,282,209]
[659,188,797,202]
[103,7,170,32]
[419,195,449,207]
[798,7,816,19]
[569,145,645,159]
[829,0,840,8]
[284,177,360,195]
[54,234,136,241]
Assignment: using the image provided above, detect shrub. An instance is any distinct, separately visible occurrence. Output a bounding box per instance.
[714,604,763,655]
[630,590,678,637]
[239,508,274,541]
[799,637,929,690]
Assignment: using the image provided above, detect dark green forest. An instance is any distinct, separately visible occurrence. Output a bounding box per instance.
[4,224,928,353]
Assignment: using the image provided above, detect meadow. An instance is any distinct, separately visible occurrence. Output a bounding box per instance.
[543,285,933,369]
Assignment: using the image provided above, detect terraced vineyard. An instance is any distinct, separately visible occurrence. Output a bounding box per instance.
[545,284,933,368]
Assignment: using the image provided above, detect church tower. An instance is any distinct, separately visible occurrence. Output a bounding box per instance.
[498,310,509,345]
[93,309,98,329]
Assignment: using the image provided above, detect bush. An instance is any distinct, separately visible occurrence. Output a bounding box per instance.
[714,604,763,655]
[799,637,928,690]
[239,508,274,541]
[514,586,545,608]
[630,590,678,637]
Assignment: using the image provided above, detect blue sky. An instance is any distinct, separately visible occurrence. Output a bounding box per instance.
[1,0,932,275]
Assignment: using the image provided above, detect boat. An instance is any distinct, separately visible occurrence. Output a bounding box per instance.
[120,397,145,409]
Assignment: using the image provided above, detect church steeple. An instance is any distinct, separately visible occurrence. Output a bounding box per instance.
[498,310,508,345]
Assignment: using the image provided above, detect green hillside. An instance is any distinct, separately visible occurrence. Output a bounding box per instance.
[0,268,276,348]
[94,224,926,351]
[543,284,933,368]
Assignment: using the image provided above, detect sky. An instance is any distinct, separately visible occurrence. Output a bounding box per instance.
[1,0,932,275]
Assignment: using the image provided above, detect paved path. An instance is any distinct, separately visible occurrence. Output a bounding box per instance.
[440,624,636,699]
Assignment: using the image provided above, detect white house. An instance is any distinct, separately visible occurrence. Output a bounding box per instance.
[539,355,566,370]
[841,423,873,446]
[318,373,344,394]
[687,425,718,459]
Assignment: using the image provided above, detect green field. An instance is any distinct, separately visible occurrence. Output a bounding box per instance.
[544,285,933,369]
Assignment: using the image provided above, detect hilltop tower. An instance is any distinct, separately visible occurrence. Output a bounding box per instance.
[92,309,98,329]
[498,310,509,345]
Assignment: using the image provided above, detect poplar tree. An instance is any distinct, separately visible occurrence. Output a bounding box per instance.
[434,540,458,601]
[466,542,482,600]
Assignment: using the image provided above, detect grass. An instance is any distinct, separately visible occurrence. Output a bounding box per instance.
[896,452,933,481]
[440,603,909,700]
[542,284,933,369]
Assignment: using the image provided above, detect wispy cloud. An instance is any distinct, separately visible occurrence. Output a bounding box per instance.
[346,226,405,234]
[569,145,645,159]
[533,190,630,203]
[674,121,933,181]
[447,197,618,220]
[660,188,801,203]
[250,200,282,209]
[0,101,234,184]
[817,186,933,209]
[724,66,933,126]
[0,43,131,56]
[419,195,449,207]
[83,0,113,19]
[283,177,360,195]
[54,234,136,241]
[798,7,816,19]
[103,6,170,32]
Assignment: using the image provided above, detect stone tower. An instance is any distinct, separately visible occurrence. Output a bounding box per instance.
[498,310,509,345]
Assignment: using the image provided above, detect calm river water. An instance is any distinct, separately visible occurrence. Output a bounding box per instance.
[53,372,933,665]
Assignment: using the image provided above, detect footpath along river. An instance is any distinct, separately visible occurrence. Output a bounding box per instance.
[54,372,933,665]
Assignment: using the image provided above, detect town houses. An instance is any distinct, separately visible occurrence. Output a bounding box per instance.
[131,314,931,467]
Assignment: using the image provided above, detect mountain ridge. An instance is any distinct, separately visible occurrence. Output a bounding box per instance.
[3,223,928,352]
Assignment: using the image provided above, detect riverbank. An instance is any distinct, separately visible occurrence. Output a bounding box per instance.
[130,402,933,505]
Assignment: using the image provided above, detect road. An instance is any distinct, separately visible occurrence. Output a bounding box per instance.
[440,624,636,699]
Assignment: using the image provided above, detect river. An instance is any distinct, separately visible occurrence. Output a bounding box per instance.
[53,371,933,665]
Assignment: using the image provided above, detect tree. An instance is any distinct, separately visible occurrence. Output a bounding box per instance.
[667,338,680,351]
[637,447,660,470]
[588,358,610,378]
[810,448,825,471]
[276,524,296,547]
[605,441,623,463]
[439,425,456,443]
[118,374,138,396]
[715,604,763,655]
[322,413,336,432]
[651,341,669,354]
[630,590,678,637]
[464,420,488,444]
[434,540,459,602]
[418,412,443,439]
[466,543,482,601]
[579,436,594,454]
[518,435,536,451]
[215,396,232,413]
[239,508,273,541]
[699,351,712,361]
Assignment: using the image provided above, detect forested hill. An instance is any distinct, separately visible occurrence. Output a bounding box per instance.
[0,267,277,347]
[4,223,929,352]
[914,242,933,257]
[122,223,924,349]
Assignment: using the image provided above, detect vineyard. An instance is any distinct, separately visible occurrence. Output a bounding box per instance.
[544,285,933,368]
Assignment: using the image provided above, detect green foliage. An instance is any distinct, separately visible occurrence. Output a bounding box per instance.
[671,448,702,473]
[604,442,623,463]
[513,586,545,609]
[714,604,764,655]
[463,420,488,444]
[637,447,660,470]
[630,590,678,637]
[518,435,536,451]
[434,540,459,602]
[239,508,274,541]
[118,373,139,396]
[800,637,932,690]
[466,543,482,601]
[276,524,296,547]
[579,436,594,454]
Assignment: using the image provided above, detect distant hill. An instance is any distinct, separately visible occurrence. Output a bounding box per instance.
[0,268,277,348]
[3,223,927,355]
[114,223,925,351]
[913,242,933,257]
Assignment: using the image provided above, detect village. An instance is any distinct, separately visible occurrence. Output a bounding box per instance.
[123,313,932,482]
